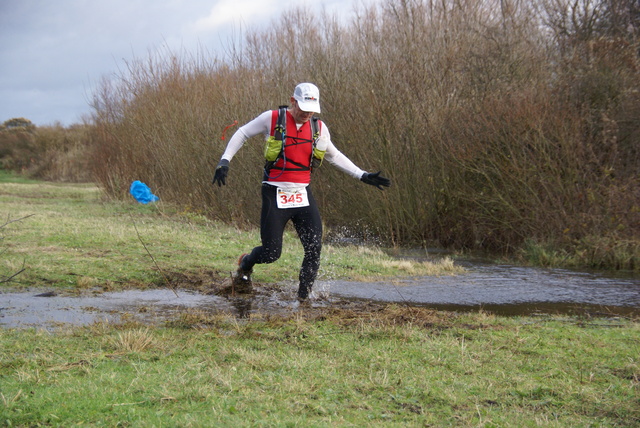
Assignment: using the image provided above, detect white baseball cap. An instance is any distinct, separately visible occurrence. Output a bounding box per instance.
[293,83,321,113]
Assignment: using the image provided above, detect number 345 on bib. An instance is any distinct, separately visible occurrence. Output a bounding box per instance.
[276,187,309,209]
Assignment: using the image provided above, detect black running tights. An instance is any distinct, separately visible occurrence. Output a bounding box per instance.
[242,184,322,290]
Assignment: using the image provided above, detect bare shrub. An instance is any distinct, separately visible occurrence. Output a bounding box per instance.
[0,120,92,182]
[30,124,93,182]
[0,119,37,172]
[87,0,640,266]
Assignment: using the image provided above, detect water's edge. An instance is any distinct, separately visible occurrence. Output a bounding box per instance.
[2,260,639,328]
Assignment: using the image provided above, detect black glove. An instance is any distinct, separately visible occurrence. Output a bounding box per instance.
[212,159,229,187]
[361,171,391,190]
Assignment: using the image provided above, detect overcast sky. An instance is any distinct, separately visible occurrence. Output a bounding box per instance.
[0,0,375,127]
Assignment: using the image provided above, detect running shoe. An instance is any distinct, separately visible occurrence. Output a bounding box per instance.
[232,253,252,293]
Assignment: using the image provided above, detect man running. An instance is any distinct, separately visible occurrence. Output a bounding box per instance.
[213,83,391,300]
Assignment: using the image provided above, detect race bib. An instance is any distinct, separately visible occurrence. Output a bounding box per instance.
[276,187,309,209]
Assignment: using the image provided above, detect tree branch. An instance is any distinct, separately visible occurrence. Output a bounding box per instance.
[0,261,25,284]
[1,214,33,284]
[1,214,35,230]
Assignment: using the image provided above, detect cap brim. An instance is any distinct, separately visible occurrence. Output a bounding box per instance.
[297,101,321,114]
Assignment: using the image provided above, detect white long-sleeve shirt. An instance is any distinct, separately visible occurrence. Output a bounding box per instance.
[221,110,365,188]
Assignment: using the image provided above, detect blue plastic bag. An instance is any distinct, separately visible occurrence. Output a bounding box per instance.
[129,180,159,204]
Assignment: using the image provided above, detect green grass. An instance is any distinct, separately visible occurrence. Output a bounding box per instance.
[1,310,638,426]
[520,238,639,272]
[1,176,639,426]
[0,170,40,184]
[0,177,461,291]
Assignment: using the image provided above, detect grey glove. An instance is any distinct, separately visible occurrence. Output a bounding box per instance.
[212,159,230,187]
[360,171,391,190]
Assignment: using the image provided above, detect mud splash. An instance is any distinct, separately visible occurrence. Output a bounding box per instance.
[1,260,639,329]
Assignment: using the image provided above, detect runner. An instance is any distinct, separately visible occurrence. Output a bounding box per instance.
[213,83,391,300]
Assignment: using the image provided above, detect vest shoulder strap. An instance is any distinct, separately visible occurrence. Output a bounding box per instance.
[310,117,320,141]
[274,105,288,141]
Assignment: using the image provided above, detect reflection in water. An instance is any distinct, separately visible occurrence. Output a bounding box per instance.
[229,297,253,319]
[322,260,640,316]
[326,263,640,305]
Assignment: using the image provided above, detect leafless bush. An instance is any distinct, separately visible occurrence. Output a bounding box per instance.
[0,120,92,182]
[87,0,640,264]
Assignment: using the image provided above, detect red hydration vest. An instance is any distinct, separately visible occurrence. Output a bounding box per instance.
[265,109,321,183]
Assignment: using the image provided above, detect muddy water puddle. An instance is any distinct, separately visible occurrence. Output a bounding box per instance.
[2,262,639,329]
[0,287,311,329]
[322,262,640,317]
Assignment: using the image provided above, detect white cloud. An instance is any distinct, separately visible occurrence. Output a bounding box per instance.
[192,0,280,32]
[0,0,380,126]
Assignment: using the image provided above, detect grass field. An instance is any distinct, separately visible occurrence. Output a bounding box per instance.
[1,173,639,426]
[0,171,461,291]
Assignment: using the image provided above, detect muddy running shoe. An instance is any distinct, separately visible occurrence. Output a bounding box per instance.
[297,283,312,301]
[232,253,252,293]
